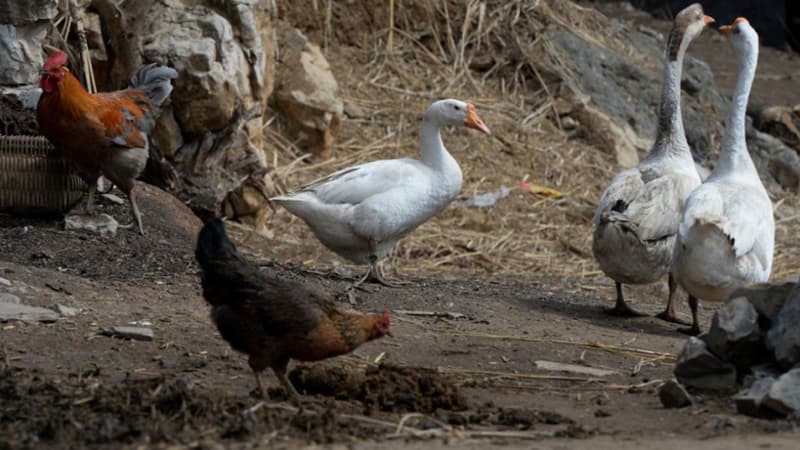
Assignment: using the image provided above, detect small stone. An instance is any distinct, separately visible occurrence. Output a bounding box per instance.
[51,304,79,317]
[674,337,738,391]
[0,277,11,286]
[101,193,125,205]
[734,376,778,418]
[103,326,154,341]
[702,296,766,366]
[64,213,119,237]
[659,379,693,408]
[766,284,800,368]
[0,302,59,323]
[762,368,800,416]
[0,293,21,304]
[730,282,795,323]
[343,102,367,119]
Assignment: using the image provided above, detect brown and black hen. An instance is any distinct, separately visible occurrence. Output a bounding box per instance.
[195,219,391,404]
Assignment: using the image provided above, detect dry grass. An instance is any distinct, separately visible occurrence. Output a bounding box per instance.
[261,0,800,285]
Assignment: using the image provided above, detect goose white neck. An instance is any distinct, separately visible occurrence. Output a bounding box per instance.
[711,37,759,179]
[649,30,692,161]
[419,118,459,173]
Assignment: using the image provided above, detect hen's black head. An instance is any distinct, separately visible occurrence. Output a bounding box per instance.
[196,218,237,267]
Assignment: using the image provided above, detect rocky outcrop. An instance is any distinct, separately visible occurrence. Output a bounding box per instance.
[272,22,343,161]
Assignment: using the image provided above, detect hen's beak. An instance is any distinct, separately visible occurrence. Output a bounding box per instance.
[703,15,715,26]
[719,24,732,38]
[40,70,48,76]
[465,104,491,135]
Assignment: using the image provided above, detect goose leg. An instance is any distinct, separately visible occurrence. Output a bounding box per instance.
[362,240,409,287]
[678,295,702,335]
[656,273,691,325]
[605,282,646,317]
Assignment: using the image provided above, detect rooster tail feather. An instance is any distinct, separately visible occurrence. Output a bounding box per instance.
[129,63,177,106]
[196,219,237,268]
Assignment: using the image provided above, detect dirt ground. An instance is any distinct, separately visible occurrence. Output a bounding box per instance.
[1,192,798,449]
[3,3,800,450]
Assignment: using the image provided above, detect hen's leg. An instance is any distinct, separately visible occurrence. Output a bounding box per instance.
[253,370,266,399]
[656,273,690,324]
[605,282,646,317]
[273,366,302,406]
[678,295,701,335]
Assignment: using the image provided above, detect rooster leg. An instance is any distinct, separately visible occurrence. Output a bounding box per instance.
[85,183,97,214]
[604,282,646,317]
[128,189,144,235]
[274,367,303,406]
[656,273,690,325]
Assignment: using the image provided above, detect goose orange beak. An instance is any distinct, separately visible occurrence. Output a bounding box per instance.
[465,104,491,135]
[703,15,715,26]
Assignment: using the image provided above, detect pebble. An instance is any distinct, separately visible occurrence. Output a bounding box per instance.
[0,302,60,323]
[0,293,21,304]
[51,304,80,317]
[659,379,693,408]
[0,277,11,286]
[64,213,119,237]
[102,326,154,341]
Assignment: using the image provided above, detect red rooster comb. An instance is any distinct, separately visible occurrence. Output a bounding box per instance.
[43,51,68,71]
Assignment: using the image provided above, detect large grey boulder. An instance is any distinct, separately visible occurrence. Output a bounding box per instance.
[730,282,796,324]
[702,296,767,367]
[766,284,800,368]
[674,337,738,391]
[272,22,343,161]
[0,0,57,86]
[762,369,800,417]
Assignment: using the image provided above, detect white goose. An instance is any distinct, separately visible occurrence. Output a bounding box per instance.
[271,99,490,286]
[672,18,774,335]
[592,4,712,319]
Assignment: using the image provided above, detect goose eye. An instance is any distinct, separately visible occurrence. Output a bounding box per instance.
[733,28,741,35]
[453,105,461,111]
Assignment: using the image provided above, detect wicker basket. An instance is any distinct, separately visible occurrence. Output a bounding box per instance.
[0,135,86,214]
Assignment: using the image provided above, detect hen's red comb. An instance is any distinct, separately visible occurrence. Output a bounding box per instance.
[43,51,68,71]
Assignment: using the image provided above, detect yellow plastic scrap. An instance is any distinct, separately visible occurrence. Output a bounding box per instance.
[520,181,564,197]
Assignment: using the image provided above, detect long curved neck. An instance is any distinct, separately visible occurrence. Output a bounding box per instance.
[419,118,454,170]
[650,28,691,161]
[712,40,759,178]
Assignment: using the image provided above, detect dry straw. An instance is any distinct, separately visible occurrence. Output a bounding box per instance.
[263,0,800,283]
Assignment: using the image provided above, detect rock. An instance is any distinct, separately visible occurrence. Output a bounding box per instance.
[730,282,795,324]
[0,293,20,304]
[570,101,642,168]
[0,0,54,86]
[0,86,41,135]
[762,368,800,416]
[103,326,154,342]
[0,301,59,323]
[659,379,693,408]
[702,296,766,367]
[0,277,11,286]
[750,104,800,151]
[272,21,343,161]
[51,304,79,317]
[746,123,800,192]
[674,337,738,391]
[734,376,779,418]
[0,0,56,25]
[64,213,119,237]
[766,284,800,368]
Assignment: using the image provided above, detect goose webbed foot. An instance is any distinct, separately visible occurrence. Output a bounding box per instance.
[604,282,646,317]
[655,310,691,325]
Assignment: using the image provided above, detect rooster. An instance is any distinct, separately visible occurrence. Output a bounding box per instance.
[36,50,177,234]
[195,219,391,404]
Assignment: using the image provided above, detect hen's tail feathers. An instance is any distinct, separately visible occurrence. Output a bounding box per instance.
[129,64,177,107]
[196,218,237,269]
